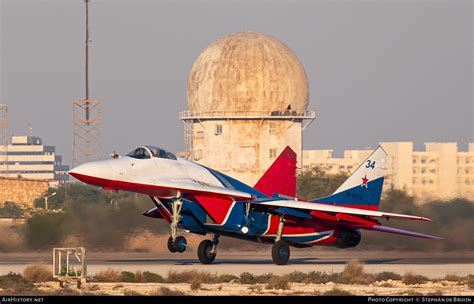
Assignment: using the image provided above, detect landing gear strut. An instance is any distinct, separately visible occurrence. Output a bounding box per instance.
[197,235,219,264]
[167,195,187,253]
[272,216,290,265]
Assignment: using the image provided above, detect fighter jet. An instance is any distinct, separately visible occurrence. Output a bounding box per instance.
[69,145,441,265]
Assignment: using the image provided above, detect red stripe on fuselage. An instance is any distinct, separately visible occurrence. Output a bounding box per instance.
[69,172,250,201]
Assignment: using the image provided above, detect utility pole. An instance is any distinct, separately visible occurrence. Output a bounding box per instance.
[73,0,103,168]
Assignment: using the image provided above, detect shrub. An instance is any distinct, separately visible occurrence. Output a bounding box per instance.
[217,274,238,283]
[150,287,185,296]
[120,271,136,282]
[322,287,354,296]
[24,212,72,249]
[265,276,290,290]
[0,272,35,294]
[239,272,274,284]
[374,271,402,282]
[92,268,122,282]
[143,271,165,283]
[166,270,215,284]
[341,259,364,278]
[190,278,202,290]
[467,275,474,289]
[442,274,463,282]
[402,272,428,285]
[23,264,52,283]
[284,271,308,283]
[0,202,23,218]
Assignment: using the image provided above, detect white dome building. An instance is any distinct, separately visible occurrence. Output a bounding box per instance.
[180,32,315,185]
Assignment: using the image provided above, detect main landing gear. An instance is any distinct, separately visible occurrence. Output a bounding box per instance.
[166,195,188,253]
[197,235,219,264]
[271,216,290,265]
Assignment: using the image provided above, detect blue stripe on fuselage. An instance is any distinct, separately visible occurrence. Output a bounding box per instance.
[203,166,268,199]
[311,177,384,207]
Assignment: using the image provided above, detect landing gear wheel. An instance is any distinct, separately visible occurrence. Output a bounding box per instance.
[198,240,216,264]
[167,236,177,253]
[173,236,187,253]
[272,240,290,265]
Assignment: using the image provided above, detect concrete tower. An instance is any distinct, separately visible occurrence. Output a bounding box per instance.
[180,32,315,185]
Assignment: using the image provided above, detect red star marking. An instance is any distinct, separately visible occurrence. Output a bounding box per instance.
[361,175,369,188]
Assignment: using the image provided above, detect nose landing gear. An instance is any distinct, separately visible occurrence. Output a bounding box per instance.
[166,195,188,253]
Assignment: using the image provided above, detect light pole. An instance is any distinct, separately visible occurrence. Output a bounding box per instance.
[42,192,57,210]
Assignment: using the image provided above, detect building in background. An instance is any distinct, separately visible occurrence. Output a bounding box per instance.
[180,32,315,185]
[303,142,474,201]
[0,135,69,182]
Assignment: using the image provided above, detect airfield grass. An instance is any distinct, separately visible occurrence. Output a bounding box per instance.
[1,260,473,295]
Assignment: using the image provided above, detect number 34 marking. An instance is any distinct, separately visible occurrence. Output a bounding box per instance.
[366,160,376,169]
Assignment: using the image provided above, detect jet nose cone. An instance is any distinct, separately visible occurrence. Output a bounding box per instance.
[68,160,114,186]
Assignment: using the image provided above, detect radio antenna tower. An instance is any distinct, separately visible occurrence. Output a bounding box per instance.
[72,0,103,167]
[0,104,8,177]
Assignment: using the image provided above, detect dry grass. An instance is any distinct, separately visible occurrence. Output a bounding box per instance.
[0,272,36,295]
[265,276,290,290]
[190,278,202,290]
[322,287,354,296]
[374,271,402,282]
[402,272,429,285]
[167,270,215,283]
[22,264,53,283]
[92,268,122,282]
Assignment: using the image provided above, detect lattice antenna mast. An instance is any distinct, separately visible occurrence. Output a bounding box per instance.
[72,0,103,168]
[0,104,8,177]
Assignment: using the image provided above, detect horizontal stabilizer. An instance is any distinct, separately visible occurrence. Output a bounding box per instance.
[363,225,443,240]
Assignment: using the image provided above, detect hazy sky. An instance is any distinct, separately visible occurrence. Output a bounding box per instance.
[1,0,472,165]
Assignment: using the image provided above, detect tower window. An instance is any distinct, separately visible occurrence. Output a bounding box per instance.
[194,149,202,161]
[215,124,223,135]
[269,123,276,134]
[269,148,277,159]
[196,131,204,139]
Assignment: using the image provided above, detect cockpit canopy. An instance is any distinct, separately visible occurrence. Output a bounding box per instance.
[126,146,177,160]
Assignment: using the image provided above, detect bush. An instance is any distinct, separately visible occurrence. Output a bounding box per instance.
[466,275,474,289]
[120,271,136,282]
[0,272,35,294]
[442,274,463,282]
[23,265,52,283]
[190,278,202,290]
[265,276,290,290]
[374,271,402,282]
[217,273,238,283]
[323,287,354,296]
[24,212,72,249]
[92,268,122,282]
[143,271,165,283]
[166,270,215,284]
[337,259,366,284]
[150,287,185,296]
[0,202,23,218]
[402,272,428,285]
[239,272,274,284]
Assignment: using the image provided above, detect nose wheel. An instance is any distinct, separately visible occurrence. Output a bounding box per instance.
[166,194,187,253]
[167,235,187,253]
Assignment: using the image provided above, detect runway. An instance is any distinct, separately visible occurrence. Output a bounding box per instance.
[1,251,473,279]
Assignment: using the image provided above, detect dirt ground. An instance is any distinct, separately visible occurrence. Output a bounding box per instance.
[33,280,472,296]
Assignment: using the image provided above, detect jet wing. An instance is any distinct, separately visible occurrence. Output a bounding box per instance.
[156,178,254,201]
[254,200,432,221]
